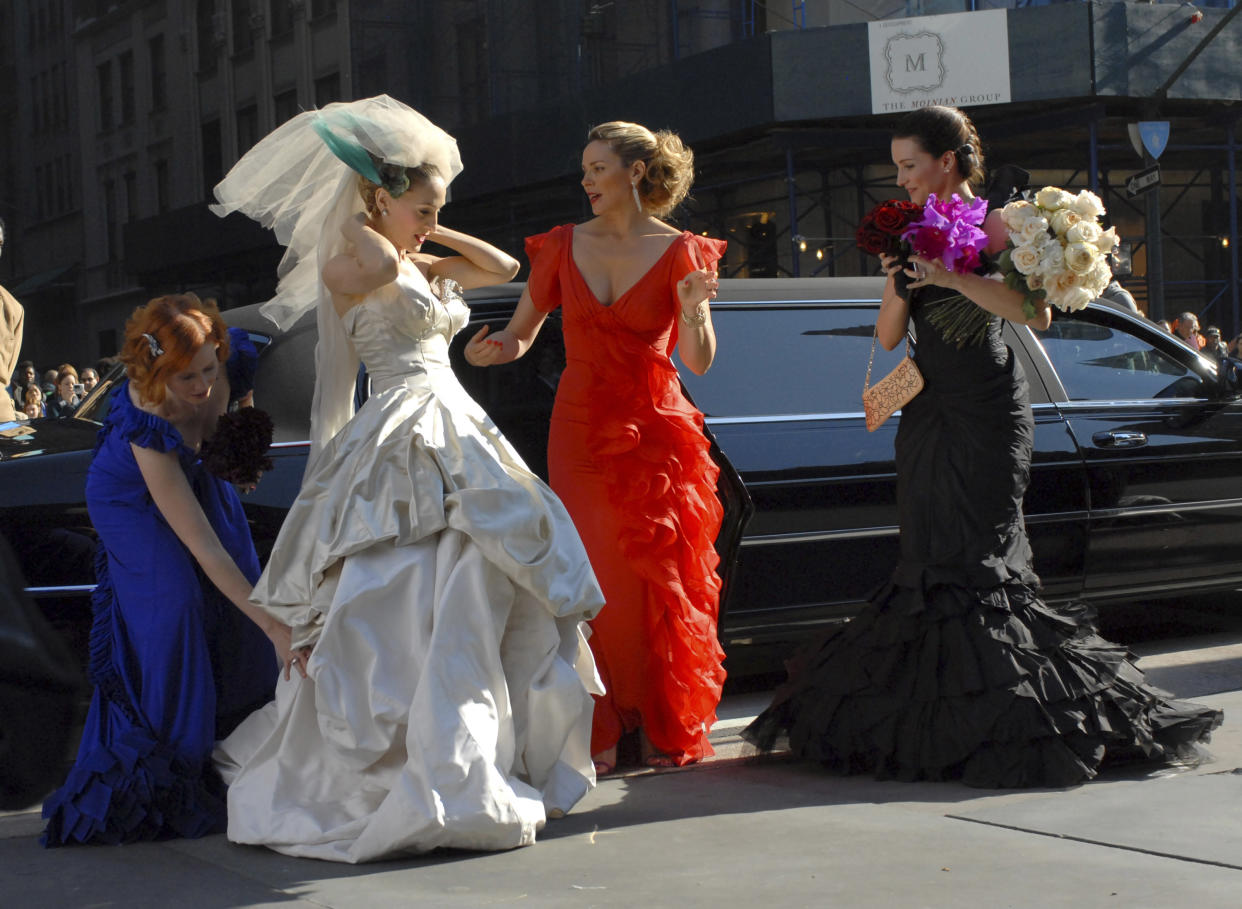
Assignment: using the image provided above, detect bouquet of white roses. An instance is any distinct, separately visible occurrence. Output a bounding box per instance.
[998,187,1117,319]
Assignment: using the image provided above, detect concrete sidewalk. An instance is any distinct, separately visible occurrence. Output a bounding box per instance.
[3,637,1239,908]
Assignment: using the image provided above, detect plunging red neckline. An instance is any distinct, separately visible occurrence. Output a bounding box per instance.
[568,226,683,308]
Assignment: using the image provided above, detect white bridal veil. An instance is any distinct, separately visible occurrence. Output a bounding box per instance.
[211,94,464,465]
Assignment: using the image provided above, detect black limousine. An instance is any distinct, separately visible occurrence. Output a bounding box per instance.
[4,277,1241,674]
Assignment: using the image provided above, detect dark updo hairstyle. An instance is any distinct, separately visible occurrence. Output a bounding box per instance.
[122,293,229,405]
[587,121,695,218]
[892,105,986,189]
[357,160,442,217]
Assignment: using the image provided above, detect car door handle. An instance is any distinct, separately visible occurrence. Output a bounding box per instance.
[1092,430,1148,448]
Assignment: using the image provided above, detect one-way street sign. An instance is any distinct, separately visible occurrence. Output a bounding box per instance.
[1126,164,1161,198]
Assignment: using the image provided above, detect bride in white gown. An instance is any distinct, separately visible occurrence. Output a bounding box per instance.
[209,96,605,863]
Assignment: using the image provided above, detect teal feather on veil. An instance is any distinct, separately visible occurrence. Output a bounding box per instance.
[311,112,384,186]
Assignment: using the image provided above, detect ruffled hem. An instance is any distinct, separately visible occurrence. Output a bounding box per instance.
[41,721,226,846]
[44,542,228,845]
[585,314,726,764]
[94,380,187,456]
[745,580,1223,789]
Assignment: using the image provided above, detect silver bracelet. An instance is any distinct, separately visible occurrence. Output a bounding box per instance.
[680,300,708,326]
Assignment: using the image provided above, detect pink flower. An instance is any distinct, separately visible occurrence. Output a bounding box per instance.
[900,193,989,274]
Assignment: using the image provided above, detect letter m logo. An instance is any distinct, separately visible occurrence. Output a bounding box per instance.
[885,32,945,94]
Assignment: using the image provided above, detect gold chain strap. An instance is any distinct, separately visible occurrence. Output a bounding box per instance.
[863,328,913,393]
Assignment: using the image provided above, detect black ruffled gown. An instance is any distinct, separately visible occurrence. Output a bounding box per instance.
[743,285,1224,788]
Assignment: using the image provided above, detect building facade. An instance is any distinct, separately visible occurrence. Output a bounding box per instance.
[3,0,1240,369]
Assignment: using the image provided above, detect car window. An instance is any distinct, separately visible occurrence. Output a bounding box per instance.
[1033,314,1205,401]
[678,305,905,417]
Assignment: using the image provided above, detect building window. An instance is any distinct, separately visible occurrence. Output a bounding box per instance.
[236,103,258,155]
[273,88,298,125]
[233,0,254,53]
[103,178,118,261]
[270,0,293,37]
[197,0,217,71]
[314,72,339,107]
[56,157,69,215]
[202,119,223,197]
[97,60,113,132]
[456,17,489,124]
[155,159,170,213]
[310,0,336,20]
[358,53,387,99]
[119,51,135,125]
[149,34,167,111]
[124,171,138,224]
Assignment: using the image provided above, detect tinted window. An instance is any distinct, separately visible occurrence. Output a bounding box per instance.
[678,305,906,417]
[1035,315,1204,401]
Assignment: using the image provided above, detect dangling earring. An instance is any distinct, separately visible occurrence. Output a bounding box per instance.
[632,181,643,213]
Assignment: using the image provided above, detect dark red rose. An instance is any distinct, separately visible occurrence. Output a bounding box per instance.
[872,200,920,233]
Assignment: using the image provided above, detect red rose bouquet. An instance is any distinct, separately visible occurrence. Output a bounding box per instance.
[856,200,922,300]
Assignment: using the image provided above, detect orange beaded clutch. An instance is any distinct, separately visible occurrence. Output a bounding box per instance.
[862,331,923,432]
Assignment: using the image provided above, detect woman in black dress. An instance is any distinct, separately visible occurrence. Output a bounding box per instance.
[744,105,1222,788]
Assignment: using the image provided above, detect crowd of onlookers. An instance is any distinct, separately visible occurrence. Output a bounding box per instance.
[6,359,108,421]
[1154,310,1239,361]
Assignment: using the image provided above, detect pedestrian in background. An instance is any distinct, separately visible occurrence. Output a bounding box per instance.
[46,367,80,418]
[0,217,24,424]
[1173,311,1204,349]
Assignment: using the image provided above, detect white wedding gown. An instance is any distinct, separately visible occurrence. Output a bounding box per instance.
[214,267,605,863]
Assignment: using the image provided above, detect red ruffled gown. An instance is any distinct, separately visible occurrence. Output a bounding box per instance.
[525,225,727,765]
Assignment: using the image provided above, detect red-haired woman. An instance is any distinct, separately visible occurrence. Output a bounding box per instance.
[42,293,292,846]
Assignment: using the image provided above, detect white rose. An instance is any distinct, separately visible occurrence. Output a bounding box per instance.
[1036,186,1075,210]
[1049,269,1082,296]
[1064,242,1097,275]
[1050,209,1083,236]
[1086,260,1112,296]
[1002,200,1037,230]
[1010,244,1043,275]
[1066,220,1102,245]
[1093,226,1119,255]
[1026,272,1045,291]
[1016,216,1050,246]
[1038,242,1065,274]
[1070,190,1105,220]
[1057,285,1093,312]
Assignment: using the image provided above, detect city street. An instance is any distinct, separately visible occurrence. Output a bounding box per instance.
[2,597,1240,909]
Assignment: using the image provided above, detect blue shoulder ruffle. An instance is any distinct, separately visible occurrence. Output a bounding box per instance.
[226,326,258,404]
[94,380,185,455]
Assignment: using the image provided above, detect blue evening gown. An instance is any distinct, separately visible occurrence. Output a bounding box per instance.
[42,361,278,845]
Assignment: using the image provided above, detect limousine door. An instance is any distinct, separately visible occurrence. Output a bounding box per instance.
[1031,306,1242,599]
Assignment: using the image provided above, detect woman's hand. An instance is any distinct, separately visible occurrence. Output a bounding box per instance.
[879,253,904,280]
[464,325,517,367]
[902,255,953,291]
[676,266,719,311]
[262,619,311,680]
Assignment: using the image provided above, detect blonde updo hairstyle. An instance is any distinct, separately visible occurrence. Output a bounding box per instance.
[892,105,986,189]
[357,160,443,219]
[587,121,695,218]
[121,293,229,405]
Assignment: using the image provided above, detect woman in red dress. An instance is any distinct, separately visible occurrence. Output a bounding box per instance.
[466,121,726,773]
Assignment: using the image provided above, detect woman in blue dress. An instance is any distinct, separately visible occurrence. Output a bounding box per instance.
[42,293,295,845]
